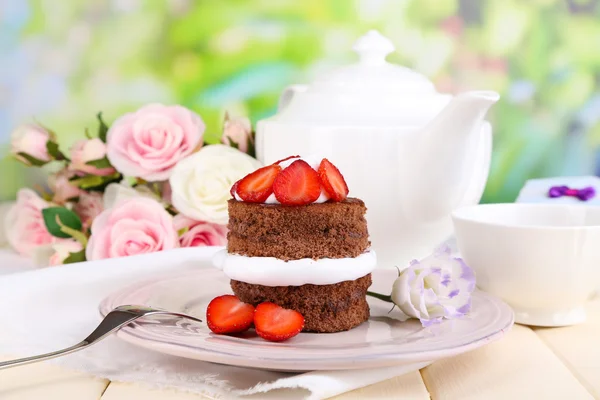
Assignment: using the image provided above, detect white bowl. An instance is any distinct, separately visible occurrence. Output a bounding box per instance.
[452,203,600,327]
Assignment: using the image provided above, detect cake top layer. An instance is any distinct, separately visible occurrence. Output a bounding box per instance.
[231,155,350,206]
[227,198,370,260]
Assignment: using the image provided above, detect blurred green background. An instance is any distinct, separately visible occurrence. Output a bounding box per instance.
[1,0,599,202]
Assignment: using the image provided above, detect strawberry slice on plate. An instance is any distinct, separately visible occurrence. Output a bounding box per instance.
[254,302,304,342]
[318,158,349,201]
[237,164,282,203]
[206,295,255,334]
[273,160,321,205]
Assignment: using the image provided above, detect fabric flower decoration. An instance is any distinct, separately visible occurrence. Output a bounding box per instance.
[48,169,81,204]
[169,144,262,224]
[102,182,161,210]
[369,245,476,327]
[69,138,116,176]
[106,103,204,181]
[221,116,253,154]
[73,192,104,230]
[48,240,84,266]
[173,214,227,247]
[10,124,51,165]
[4,189,57,256]
[86,197,179,261]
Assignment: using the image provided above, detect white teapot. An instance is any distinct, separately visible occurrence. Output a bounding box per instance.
[256,30,499,269]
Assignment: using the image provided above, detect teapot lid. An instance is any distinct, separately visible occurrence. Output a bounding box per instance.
[272,30,451,126]
[311,30,436,94]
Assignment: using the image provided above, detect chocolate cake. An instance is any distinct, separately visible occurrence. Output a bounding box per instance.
[215,156,376,334]
[227,197,372,333]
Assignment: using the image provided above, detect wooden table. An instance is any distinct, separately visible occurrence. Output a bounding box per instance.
[2,297,599,399]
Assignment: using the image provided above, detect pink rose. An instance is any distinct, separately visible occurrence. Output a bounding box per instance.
[86,197,179,261]
[4,189,55,256]
[69,138,116,176]
[173,214,227,247]
[73,191,104,230]
[49,169,81,204]
[10,124,51,164]
[106,104,205,181]
[221,116,252,153]
[49,240,83,266]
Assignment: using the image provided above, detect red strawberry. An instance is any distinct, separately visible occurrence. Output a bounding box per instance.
[274,155,301,165]
[318,158,349,201]
[206,295,255,334]
[237,164,282,203]
[273,160,321,205]
[254,302,304,342]
[230,180,240,198]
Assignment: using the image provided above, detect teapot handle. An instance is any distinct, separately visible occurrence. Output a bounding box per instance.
[459,121,492,207]
[278,84,307,111]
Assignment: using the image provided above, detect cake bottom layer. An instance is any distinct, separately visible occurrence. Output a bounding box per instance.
[231,274,372,333]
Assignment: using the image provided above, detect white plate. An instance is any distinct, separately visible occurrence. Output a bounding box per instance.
[100,268,514,371]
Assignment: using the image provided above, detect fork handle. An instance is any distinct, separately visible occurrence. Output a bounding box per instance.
[0,341,89,370]
[0,306,144,371]
[0,305,202,371]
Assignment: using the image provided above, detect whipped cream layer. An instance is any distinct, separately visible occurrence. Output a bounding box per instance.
[234,155,332,204]
[212,249,377,286]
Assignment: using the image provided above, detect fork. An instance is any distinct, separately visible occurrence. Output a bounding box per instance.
[0,305,202,370]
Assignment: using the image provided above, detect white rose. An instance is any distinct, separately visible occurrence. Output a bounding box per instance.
[103,182,161,209]
[169,144,262,224]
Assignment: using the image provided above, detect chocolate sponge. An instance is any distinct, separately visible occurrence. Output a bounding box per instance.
[231,274,372,333]
[227,198,370,260]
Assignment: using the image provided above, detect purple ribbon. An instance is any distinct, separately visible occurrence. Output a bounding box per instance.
[548,185,596,201]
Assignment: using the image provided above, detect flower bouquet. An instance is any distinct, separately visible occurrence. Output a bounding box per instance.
[5,104,261,266]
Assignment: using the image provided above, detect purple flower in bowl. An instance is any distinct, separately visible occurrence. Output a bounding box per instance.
[368,245,476,327]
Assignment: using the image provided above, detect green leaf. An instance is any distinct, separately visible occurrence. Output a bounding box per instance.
[225,136,239,150]
[69,172,122,191]
[15,152,47,166]
[97,112,109,142]
[247,133,256,158]
[46,140,67,161]
[69,174,105,189]
[85,156,112,169]
[42,207,83,239]
[63,250,86,264]
[166,205,178,216]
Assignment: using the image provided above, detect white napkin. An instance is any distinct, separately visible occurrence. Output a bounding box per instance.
[0,247,427,400]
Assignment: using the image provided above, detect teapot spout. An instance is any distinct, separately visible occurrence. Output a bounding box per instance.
[424,91,499,142]
[405,91,499,221]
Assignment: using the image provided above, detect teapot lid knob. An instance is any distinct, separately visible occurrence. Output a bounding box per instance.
[352,30,395,65]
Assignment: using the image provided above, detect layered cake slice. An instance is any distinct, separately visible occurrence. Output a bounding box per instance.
[213,155,376,333]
